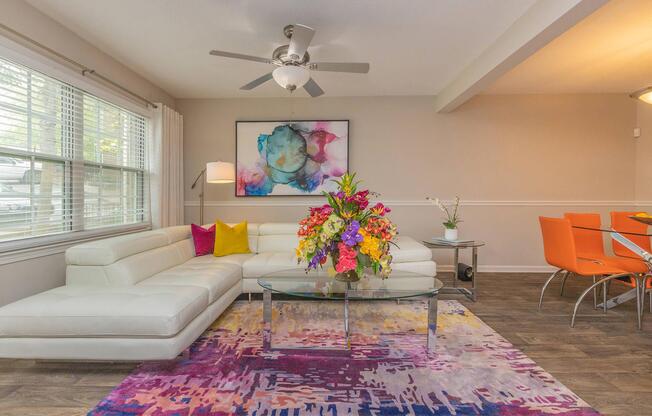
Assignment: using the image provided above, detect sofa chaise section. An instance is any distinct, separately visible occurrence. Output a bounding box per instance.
[0,284,242,361]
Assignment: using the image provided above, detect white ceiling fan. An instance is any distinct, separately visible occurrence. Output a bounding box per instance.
[209,24,370,97]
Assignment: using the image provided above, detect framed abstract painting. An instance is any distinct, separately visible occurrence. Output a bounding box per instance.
[235,120,349,196]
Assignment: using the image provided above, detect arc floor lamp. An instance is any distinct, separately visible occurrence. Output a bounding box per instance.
[191,161,235,225]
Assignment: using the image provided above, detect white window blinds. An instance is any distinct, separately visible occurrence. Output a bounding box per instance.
[0,57,149,243]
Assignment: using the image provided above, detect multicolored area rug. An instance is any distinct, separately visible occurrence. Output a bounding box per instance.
[89,300,598,415]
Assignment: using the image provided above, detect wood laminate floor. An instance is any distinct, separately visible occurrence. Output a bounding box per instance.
[1,272,651,415]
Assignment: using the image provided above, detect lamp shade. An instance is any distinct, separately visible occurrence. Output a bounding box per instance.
[638,90,652,105]
[631,86,652,105]
[206,161,235,183]
[272,66,310,91]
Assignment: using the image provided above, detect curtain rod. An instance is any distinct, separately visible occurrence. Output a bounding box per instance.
[0,22,158,109]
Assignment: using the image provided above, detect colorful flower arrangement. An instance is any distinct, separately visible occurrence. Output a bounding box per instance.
[296,173,397,279]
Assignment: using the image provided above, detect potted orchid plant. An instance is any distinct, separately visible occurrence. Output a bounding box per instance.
[427,196,462,241]
[296,173,397,282]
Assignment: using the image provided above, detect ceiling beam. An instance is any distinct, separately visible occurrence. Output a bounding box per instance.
[434,0,608,113]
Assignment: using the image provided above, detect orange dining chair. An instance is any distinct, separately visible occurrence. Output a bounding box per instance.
[611,212,651,258]
[564,213,648,309]
[611,211,652,311]
[538,217,636,328]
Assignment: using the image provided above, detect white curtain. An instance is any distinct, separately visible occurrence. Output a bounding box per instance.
[150,104,184,228]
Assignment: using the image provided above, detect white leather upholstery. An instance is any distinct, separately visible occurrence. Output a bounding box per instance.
[257,223,299,253]
[159,225,192,243]
[65,230,168,266]
[391,261,437,277]
[140,262,241,303]
[390,236,433,262]
[242,252,305,278]
[257,234,301,253]
[66,265,110,285]
[0,222,436,361]
[258,223,298,235]
[0,283,241,361]
[187,253,255,267]
[0,285,208,338]
[103,245,186,285]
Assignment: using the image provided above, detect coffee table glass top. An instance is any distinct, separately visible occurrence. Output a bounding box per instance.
[258,269,443,300]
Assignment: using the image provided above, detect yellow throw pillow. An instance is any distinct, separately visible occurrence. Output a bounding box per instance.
[213,220,251,257]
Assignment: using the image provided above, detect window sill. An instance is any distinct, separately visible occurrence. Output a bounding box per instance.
[0,224,152,266]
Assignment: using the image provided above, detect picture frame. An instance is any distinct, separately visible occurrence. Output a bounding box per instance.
[235,120,350,197]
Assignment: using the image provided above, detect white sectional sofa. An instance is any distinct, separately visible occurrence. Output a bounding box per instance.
[0,223,436,361]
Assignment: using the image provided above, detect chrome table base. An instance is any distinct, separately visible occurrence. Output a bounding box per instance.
[423,243,482,302]
[597,287,641,310]
[262,288,439,354]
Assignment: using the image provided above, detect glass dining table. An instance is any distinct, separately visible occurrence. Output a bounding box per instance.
[571,218,652,312]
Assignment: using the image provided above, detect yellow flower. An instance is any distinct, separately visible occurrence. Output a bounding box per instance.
[359,230,382,261]
[296,238,317,259]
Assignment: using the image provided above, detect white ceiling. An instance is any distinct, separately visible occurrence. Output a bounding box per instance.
[27,0,536,99]
[486,0,652,94]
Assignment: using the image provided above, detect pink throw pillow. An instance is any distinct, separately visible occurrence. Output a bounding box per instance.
[191,224,215,256]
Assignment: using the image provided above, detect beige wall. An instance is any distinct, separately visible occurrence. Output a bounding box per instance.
[636,101,652,202]
[178,94,638,270]
[0,0,175,306]
[0,0,175,108]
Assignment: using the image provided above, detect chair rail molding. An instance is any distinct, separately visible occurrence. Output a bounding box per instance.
[185,200,652,208]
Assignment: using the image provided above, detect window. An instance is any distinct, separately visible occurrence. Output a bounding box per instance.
[0,57,149,244]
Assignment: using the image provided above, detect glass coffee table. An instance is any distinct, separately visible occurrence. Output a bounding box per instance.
[258,270,443,354]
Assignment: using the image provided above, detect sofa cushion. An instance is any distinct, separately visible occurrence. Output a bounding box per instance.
[158,225,192,244]
[186,253,255,267]
[258,223,299,235]
[191,224,216,256]
[0,286,208,338]
[66,230,168,266]
[140,261,241,303]
[390,236,433,262]
[243,252,307,278]
[214,220,251,256]
[206,222,260,252]
[103,244,186,285]
[392,261,437,277]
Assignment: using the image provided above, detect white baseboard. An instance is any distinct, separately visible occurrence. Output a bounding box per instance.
[437,264,555,273]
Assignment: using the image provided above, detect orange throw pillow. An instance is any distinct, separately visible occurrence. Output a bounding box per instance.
[213,220,251,257]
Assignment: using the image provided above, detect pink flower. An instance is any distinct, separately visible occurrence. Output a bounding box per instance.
[335,257,357,273]
[371,203,391,216]
[352,190,370,210]
[335,242,358,273]
[338,242,357,259]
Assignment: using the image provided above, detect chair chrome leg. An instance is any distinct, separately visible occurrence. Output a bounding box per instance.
[571,274,630,328]
[592,275,598,309]
[636,276,643,330]
[248,292,252,303]
[539,269,564,311]
[602,281,608,313]
[559,271,571,296]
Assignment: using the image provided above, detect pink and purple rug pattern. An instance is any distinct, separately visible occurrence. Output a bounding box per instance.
[89,300,599,415]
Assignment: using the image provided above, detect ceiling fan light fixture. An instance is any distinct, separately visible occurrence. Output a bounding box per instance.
[272,66,310,91]
[631,86,652,104]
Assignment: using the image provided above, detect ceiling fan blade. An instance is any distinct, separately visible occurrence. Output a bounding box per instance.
[287,24,315,61]
[240,72,274,90]
[310,62,370,73]
[304,78,324,97]
[209,50,271,64]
